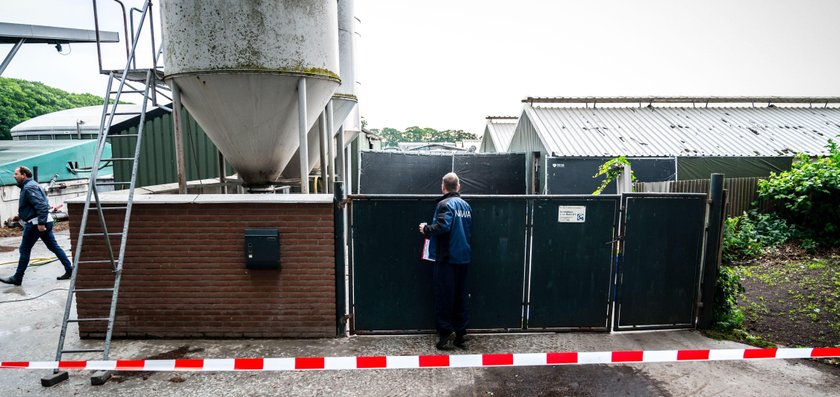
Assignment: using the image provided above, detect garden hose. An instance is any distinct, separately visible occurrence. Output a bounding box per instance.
[0,257,58,267]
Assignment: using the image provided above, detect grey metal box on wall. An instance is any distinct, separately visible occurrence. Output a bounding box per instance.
[244,229,280,269]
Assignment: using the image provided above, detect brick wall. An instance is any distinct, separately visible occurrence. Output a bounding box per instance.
[68,198,336,338]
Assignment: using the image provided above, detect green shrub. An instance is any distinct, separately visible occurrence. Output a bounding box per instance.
[749,211,796,247]
[800,238,818,253]
[713,265,745,331]
[757,138,840,246]
[722,215,762,263]
[722,211,796,263]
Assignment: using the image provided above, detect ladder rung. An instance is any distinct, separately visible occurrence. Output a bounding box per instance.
[110,89,146,94]
[68,318,111,323]
[96,181,131,186]
[101,158,135,162]
[82,232,124,237]
[109,112,143,116]
[74,288,115,293]
[88,206,129,211]
[77,259,115,264]
[61,349,105,354]
[107,134,139,138]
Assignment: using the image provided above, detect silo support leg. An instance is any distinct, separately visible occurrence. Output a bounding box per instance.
[297,78,309,194]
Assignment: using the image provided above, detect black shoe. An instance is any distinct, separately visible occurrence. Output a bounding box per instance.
[0,275,22,286]
[57,270,73,280]
[436,333,453,351]
[453,335,467,350]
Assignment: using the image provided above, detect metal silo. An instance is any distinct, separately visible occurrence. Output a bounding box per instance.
[282,0,359,183]
[161,0,340,188]
[333,0,360,138]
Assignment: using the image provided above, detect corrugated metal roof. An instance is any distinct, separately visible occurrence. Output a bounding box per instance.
[11,105,143,134]
[517,104,840,157]
[481,118,517,153]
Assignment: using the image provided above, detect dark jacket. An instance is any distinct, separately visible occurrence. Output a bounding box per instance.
[18,178,50,224]
[423,192,472,264]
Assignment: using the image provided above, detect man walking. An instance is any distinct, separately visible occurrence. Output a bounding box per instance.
[0,166,73,286]
[419,172,472,350]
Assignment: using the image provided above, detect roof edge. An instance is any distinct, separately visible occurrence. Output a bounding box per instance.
[522,96,840,105]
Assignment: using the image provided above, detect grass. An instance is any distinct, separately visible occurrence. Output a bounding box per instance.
[732,247,840,348]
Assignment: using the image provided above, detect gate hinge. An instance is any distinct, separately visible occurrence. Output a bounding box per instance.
[339,198,352,209]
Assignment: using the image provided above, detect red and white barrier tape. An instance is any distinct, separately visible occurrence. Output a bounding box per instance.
[2,348,838,372]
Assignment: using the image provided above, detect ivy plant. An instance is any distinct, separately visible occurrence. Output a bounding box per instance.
[593,156,636,195]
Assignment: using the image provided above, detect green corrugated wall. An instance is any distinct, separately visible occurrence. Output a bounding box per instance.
[110,108,234,188]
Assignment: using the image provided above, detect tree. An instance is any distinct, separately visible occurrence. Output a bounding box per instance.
[0,77,104,140]
[375,125,478,146]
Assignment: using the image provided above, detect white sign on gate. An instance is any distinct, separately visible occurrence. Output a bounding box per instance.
[558,206,586,223]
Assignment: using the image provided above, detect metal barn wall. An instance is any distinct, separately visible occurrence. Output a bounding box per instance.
[507,110,545,155]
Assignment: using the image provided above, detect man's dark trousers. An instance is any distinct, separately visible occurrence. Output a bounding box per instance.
[433,261,469,337]
[15,222,73,280]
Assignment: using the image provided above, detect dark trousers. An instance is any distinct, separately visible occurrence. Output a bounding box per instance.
[433,262,469,337]
[15,222,73,280]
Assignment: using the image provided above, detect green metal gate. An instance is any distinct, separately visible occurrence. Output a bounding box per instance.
[527,196,619,330]
[349,193,709,334]
[614,193,707,330]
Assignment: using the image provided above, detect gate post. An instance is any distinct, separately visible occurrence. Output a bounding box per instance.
[699,174,725,328]
[334,181,347,336]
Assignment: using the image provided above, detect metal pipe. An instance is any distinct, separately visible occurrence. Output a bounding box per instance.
[129,7,141,69]
[318,111,329,194]
[297,78,309,194]
[171,82,187,194]
[148,2,158,68]
[91,0,104,73]
[0,38,25,75]
[218,151,227,194]
[111,0,131,61]
[326,100,335,189]
[337,125,346,184]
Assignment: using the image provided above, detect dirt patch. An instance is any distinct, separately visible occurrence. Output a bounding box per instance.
[0,221,70,238]
[735,243,840,348]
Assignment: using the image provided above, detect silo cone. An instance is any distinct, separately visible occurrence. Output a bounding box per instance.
[282,0,358,179]
[161,0,340,188]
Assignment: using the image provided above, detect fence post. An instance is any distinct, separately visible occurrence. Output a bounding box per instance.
[699,173,725,329]
[334,181,347,336]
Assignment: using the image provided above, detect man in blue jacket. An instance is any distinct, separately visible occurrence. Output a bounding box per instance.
[0,166,73,286]
[419,172,472,350]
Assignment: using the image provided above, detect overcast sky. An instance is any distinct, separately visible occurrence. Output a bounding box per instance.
[3,0,840,135]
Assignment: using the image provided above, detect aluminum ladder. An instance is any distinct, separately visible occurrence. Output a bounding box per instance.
[42,0,169,387]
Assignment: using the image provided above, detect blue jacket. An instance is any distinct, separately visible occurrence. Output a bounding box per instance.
[18,178,51,224]
[423,192,472,264]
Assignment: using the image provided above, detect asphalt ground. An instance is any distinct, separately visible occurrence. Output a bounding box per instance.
[0,230,838,396]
